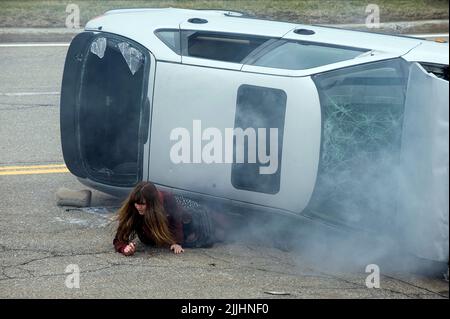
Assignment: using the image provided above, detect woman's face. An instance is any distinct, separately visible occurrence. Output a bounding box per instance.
[134,201,147,215]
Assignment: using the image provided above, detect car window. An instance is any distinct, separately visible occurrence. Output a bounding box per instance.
[154,29,181,55]
[231,85,287,194]
[419,62,449,81]
[307,58,409,228]
[181,31,272,63]
[249,40,369,70]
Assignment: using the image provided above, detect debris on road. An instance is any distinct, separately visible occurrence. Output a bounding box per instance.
[55,187,91,207]
[264,291,291,296]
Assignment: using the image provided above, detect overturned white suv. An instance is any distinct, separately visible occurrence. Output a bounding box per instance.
[61,8,448,264]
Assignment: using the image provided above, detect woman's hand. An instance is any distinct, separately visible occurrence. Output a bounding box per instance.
[170,244,184,254]
[123,242,136,256]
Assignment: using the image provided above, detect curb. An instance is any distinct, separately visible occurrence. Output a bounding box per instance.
[0,20,448,43]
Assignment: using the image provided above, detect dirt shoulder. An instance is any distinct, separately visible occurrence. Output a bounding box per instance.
[0,1,448,43]
[0,0,448,28]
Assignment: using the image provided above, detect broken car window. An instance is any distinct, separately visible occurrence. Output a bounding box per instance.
[90,37,107,59]
[118,42,144,75]
[307,58,409,229]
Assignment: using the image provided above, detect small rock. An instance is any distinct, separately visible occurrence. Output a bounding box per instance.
[56,187,92,207]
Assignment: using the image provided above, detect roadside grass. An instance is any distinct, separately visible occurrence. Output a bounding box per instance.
[0,0,448,27]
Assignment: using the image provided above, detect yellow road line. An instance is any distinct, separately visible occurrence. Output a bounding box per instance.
[0,164,69,176]
[0,164,67,170]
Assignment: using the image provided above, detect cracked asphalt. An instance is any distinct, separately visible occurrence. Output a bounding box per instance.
[0,44,448,299]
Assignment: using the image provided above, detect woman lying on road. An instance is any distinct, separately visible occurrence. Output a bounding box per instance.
[113,181,229,256]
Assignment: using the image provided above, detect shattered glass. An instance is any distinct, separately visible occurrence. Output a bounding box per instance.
[90,37,107,59]
[175,195,202,210]
[118,42,144,75]
[80,206,116,215]
[308,59,409,230]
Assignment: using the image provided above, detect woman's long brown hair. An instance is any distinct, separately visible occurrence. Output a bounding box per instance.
[115,182,176,246]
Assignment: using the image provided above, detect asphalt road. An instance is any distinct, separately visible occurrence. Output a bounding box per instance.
[0,44,448,301]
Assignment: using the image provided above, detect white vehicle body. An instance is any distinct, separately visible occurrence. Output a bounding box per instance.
[60,8,449,262]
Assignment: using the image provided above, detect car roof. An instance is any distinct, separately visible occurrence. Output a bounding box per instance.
[84,8,448,66]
